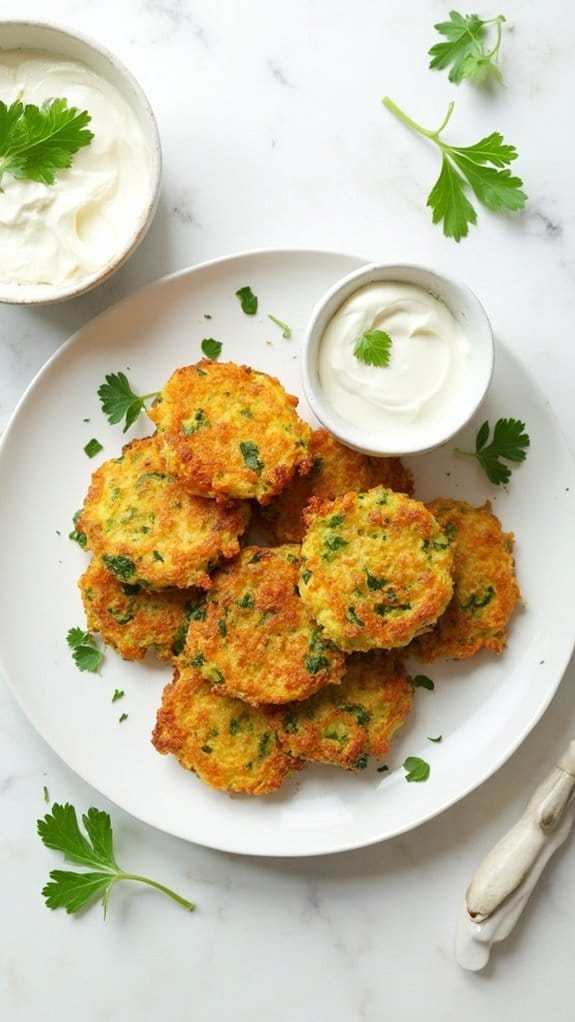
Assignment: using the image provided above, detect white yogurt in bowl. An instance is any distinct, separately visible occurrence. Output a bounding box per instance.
[302,264,494,457]
[0,22,161,304]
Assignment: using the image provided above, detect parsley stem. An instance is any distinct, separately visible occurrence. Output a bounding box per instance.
[382,97,454,143]
[118,872,196,911]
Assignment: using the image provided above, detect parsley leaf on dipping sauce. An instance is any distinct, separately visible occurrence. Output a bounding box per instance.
[382,98,526,242]
[353,330,392,368]
[455,417,530,485]
[66,627,103,674]
[268,314,292,339]
[429,10,506,85]
[37,803,195,916]
[235,286,258,315]
[201,338,222,360]
[0,99,93,190]
[83,438,103,459]
[98,372,160,433]
[403,756,431,782]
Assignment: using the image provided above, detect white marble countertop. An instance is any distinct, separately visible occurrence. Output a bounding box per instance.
[2,1,575,1018]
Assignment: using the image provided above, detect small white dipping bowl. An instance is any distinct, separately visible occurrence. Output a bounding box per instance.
[301,263,494,458]
[0,21,162,304]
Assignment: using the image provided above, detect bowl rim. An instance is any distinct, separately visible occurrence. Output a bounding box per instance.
[301,261,495,458]
[0,19,162,305]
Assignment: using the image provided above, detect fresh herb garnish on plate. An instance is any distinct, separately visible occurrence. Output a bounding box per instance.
[83,438,103,458]
[97,372,160,432]
[236,285,258,315]
[428,10,507,84]
[428,735,443,743]
[413,674,435,691]
[69,509,87,548]
[66,626,103,674]
[455,417,530,485]
[353,329,392,368]
[112,689,125,703]
[268,314,292,339]
[201,337,222,360]
[0,99,93,191]
[403,756,431,782]
[38,803,195,916]
[382,97,526,241]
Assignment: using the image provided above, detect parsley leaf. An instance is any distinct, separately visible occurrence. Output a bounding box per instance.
[455,417,530,485]
[0,99,93,190]
[38,803,195,916]
[268,314,292,339]
[353,330,392,368]
[239,441,264,473]
[236,286,258,315]
[413,674,435,691]
[97,372,160,433]
[382,98,526,241]
[66,627,103,673]
[429,11,506,85]
[201,338,222,360]
[403,756,431,782]
[428,735,443,743]
[84,438,103,459]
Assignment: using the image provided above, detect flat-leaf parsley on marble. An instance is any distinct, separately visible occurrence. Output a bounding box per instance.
[97,372,160,432]
[455,417,530,485]
[353,330,392,368]
[428,10,507,85]
[382,97,526,241]
[37,803,195,916]
[0,98,93,190]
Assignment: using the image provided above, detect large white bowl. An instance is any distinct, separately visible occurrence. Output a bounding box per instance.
[302,262,495,458]
[0,21,162,304]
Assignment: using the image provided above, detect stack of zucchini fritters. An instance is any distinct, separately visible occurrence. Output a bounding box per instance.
[76,361,520,796]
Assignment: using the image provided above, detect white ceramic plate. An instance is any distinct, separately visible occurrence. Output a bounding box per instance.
[1,249,574,857]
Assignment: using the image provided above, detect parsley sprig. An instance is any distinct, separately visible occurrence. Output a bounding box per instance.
[38,803,195,916]
[66,627,103,673]
[353,330,392,368]
[0,99,93,191]
[455,417,529,484]
[98,372,160,432]
[382,97,526,241]
[429,11,507,84]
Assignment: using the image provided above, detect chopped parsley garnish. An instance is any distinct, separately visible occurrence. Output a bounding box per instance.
[382,97,526,241]
[0,98,93,189]
[66,627,103,673]
[84,438,103,458]
[268,313,292,338]
[353,329,392,368]
[98,372,160,432]
[428,735,443,743]
[43,785,50,803]
[403,756,431,782]
[118,713,128,724]
[239,441,264,473]
[429,10,506,85]
[69,509,87,548]
[376,764,389,773]
[182,409,207,435]
[235,285,258,315]
[459,585,495,611]
[112,689,125,703]
[455,418,530,485]
[102,554,137,582]
[304,653,329,675]
[201,338,222,360]
[37,803,195,916]
[413,674,435,691]
[340,704,371,726]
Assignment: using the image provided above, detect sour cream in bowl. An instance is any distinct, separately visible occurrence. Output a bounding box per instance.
[302,263,494,457]
[0,21,161,304]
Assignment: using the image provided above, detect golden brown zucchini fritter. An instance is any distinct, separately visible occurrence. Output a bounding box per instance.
[147,361,312,504]
[299,486,454,652]
[276,651,413,771]
[261,428,414,543]
[181,545,346,705]
[78,558,202,661]
[77,436,250,590]
[152,665,303,795]
[412,498,521,661]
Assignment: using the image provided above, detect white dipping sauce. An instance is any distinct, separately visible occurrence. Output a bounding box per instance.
[318,281,471,450]
[0,50,152,286]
